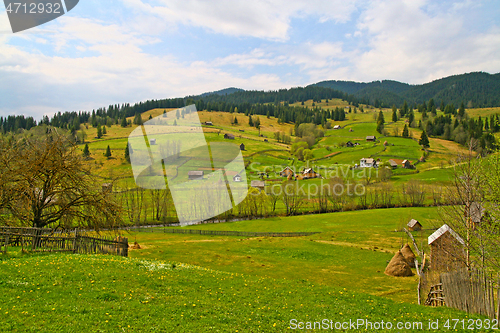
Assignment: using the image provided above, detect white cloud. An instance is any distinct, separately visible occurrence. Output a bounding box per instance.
[120,0,359,40]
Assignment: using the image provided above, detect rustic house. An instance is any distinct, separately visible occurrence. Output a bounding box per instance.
[149,138,156,145]
[224,133,235,140]
[359,158,377,168]
[366,135,376,142]
[428,224,466,272]
[280,166,294,178]
[233,174,242,182]
[333,125,341,130]
[250,180,265,191]
[205,121,213,126]
[407,219,422,231]
[300,168,320,180]
[188,171,204,180]
[239,143,245,151]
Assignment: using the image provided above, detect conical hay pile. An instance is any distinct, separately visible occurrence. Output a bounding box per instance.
[401,244,416,268]
[384,250,414,277]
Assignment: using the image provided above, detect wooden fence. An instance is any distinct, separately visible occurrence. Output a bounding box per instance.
[136,227,319,238]
[0,227,128,257]
[425,269,500,320]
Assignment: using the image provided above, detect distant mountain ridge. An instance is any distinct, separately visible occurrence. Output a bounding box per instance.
[311,72,500,108]
[198,87,244,98]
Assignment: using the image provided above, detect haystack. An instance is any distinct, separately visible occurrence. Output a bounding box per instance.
[384,250,414,277]
[400,244,416,268]
[130,242,142,250]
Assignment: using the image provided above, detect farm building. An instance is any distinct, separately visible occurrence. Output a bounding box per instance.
[233,174,242,182]
[240,143,245,151]
[366,135,376,142]
[333,125,341,130]
[402,160,413,169]
[346,141,355,147]
[251,180,265,191]
[388,159,398,169]
[188,171,204,180]
[264,139,268,142]
[280,167,295,178]
[149,138,156,145]
[205,121,213,126]
[239,129,245,132]
[224,133,235,140]
[296,168,320,180]
[359,158,377,168]
[407,219,422,231]
[428,224,466,272]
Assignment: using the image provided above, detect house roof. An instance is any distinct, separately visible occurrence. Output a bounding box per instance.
[407,219,421,228]
[402,159,411,164]
[388,159,398,167]
[224,133,235,138]
[251,180,265,187]
[428,224,465,245]
[188,171,204,176]
[361,158,375,164]
[366,135,376,140]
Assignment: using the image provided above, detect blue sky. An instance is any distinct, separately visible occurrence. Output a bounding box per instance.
[1,0,500,118]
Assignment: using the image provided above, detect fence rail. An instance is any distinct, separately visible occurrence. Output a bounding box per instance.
[134,227,319,238]
[0,227,128,257]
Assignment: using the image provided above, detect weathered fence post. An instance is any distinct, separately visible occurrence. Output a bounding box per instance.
[73,230,79,254]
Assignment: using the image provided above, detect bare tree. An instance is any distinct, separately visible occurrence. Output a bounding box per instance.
[1,133,122,229]
[281,180,304,216]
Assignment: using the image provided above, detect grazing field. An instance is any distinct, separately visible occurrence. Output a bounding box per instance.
[128,207,441,304]
[0,253,482,332]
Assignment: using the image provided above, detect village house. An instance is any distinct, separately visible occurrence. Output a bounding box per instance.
[407,219,422,231]
[149,138,156,145]
[233,174,242,182]
[224,133,235,140]
[188,171,204,180]
[359,158,377,168]
[239,143,245,151]
[333,125,341,130]
[295,168,320,180]
[205,121,213,126]
[280,166,294,178]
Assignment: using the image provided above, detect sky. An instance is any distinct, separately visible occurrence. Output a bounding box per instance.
[0,0,500,119]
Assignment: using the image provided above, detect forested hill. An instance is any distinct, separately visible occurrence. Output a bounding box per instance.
[198,87,244,97]
[312,72,500,108]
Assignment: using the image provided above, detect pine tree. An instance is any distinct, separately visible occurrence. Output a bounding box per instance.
[249,115,253,127]
[408,110,415,127]
[105,145,112,158]
[173,120,177,126]
[121,117,127,128]
[149,114,153,120]
[402,124,409,138]
[392,106,398,122]
[124,144,130,163]
[234,116,238,124]
[458,102,466,118]
[97,125,103,139]
[419,130,430,148]
[82,144,90,158]
[102,126,107,135]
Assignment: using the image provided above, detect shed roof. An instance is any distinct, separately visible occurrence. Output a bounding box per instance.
[388,159,398,167]
[428,224,465,245]
[188,171,204,176]
[407,219,421,228]
[251,180,265,188]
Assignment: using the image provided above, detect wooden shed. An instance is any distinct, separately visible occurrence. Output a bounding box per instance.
[366,135,376,142]
[239,143,245,151]
[428,224,466,272]
[407,219,422,231]
[224,133,235,140]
